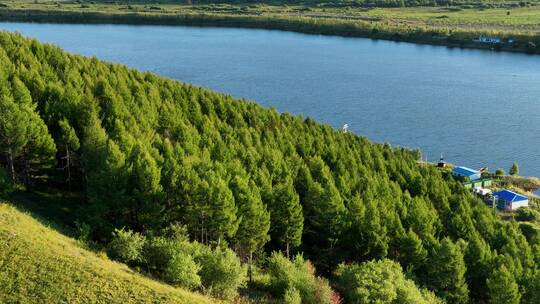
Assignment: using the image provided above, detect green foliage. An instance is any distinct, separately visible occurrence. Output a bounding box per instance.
[0,75,56,185]
[523,270,540,303]
[0,203,217,304]
[283,286,302,304]
[463,236,493,300]
[140,236,206,291]
[398,229,427,272]
[164,251,202,290]
[232,176,270,253]
[107,228,146,264]
[487,265,521,304]
[516,207,540,222]
[496,168,506,176]
[142,236,185,273]
[519,222,540,244]
[58,118,80,150]
[267,252,333,304]
[0,167,12,198]
[425,238,469,304]
[161,222,190,242]
[335,259,440,304]
[57,118,80,186]
[185,172,239,245]
[195,247,247,299]
[140,235,246,294]
[231,176,270,281]
[0,31,538,304]
[510,162,520,176]
[74,220,92,242]
[270,178,304,256]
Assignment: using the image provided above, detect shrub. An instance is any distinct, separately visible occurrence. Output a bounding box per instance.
[195,247,247,299]
[527,41,537,53]
[164,251,202,290]
[516,208,540,222]
[160,222,189,242]
[510,162,519,176]
[267,252,333,304]
[495,168,506,176]
[108,228,145,264]
[74,220,91,242]
[284,286,302,304]
[316,277,340,304]
[519,222,540,244]
[143,236,203,289]
[143,236,181,272]
[335,259,441,304]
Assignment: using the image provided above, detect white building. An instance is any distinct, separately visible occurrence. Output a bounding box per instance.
[493,190,529,211]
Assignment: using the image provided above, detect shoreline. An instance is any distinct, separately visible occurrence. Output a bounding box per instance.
[0,8,538,55]
[2,10,538,186]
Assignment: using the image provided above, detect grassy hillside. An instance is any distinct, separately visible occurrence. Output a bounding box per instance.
[1,0,540,53]
[0,203,220,304]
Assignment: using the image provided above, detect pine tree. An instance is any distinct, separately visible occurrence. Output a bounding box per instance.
[270,178,303,258]
[0,95,28,183]
[159,139,185,220]
[58,118,80,187]
[426,238,469,304]
[0,87,55,185]
[127,144,163,231]
[523,270,540,304]
[487,265,520,304]
[231,176,270,282]
[509,162,519,176]
[399,229,427,272]
[85,139,128,235]
[302,158,345,270]
[464,236,493,301]
[197,173,238,246]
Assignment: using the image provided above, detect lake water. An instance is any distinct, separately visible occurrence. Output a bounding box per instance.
[1,22,539,177]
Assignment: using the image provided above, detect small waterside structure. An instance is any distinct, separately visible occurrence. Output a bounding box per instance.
[453,166,481,181]
[473,187,492,196]
[474,35,514,45]
[464,178,493,189]
[437,153,447,168]
[493,189,529,211]
[476,35,502,44]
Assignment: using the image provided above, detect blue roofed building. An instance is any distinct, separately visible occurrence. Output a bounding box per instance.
[493,190,529,211]
[452,166,481,181]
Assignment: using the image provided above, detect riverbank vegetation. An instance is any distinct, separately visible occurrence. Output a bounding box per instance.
[2,31,540,303]
[1,0,540,53]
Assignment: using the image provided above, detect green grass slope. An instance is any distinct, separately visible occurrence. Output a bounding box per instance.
[0,203,220,304]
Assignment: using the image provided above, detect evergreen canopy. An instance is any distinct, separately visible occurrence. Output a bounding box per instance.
[0,31,539,303]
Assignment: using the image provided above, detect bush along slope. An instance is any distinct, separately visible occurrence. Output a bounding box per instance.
[1,31,540,303]
[0,203,218,304]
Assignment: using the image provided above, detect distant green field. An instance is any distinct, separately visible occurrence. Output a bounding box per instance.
[1,0,540,53]
[0,203,220,304]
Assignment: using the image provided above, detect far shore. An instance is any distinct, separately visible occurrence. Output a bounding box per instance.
[1,5,539,55]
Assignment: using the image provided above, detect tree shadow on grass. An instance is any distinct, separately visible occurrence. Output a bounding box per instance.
[7,188,85,237]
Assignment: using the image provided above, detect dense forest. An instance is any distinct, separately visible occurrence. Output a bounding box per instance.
[1,31,540,303]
